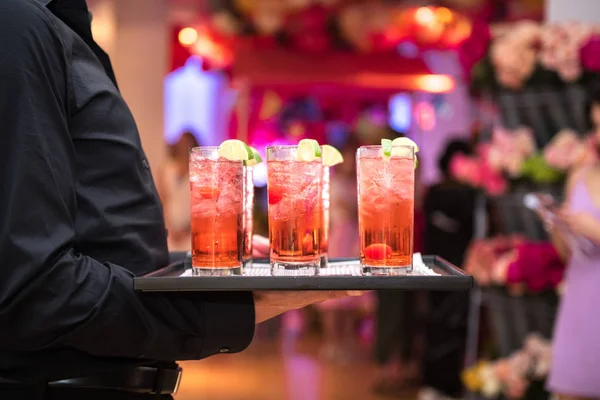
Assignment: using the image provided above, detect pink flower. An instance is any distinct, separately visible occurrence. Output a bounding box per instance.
[558,62,583,82]
[493,359,512,383]
[513,127,536,156]
[581,134,600,166]
[523,334,553,378]
[506,241,566,292]
[482,171,508,195]
[514,21,543,44]
[581,34,600,71]
[539,22,595,81]
[492,250,518,284]
[509,352,532,377]
[476,144,509,194]
[504,154,525,177]
[544,129,586,170]
[483,127,533,178]
[505,376,528,399]
[486,145,504,172]
[491,22,540,89]
[492,127,517,152]
[449,154,483,186]
[524,333,547,356]
[491,39,537,89]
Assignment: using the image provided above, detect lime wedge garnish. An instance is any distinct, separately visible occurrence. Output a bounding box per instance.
[391,137,419,169]
[391,137,420,153]
[218,139,253,161]
[381,139,393,158]
[297,139,322,161]
[321,145,344,167]
[245,146,263,166]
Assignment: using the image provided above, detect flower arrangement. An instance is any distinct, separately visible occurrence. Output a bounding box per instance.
[464,237,565,293]
[449,126,565,195]
[543,129,598,170]
[464,234,525,287]
[462,333,552,399]
[462,20,600,91]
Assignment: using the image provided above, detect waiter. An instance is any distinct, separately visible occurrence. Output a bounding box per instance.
[0,1,356,399]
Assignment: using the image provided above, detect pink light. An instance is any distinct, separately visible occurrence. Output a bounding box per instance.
[414,101,436,132]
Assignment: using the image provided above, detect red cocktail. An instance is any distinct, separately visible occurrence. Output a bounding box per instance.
[267,145,323,275]
[189,147,244,275]
[357,145,415,275]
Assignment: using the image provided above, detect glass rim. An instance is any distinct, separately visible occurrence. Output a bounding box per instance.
[189,146,244,163]
[357,144,415,159]
[266,145,299,150]
[358,145,414,149]
[189,146,219,153]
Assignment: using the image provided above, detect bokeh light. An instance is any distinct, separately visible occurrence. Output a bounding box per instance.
[178,27,198,46]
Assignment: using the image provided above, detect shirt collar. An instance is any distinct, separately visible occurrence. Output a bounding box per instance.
[32,0,53,5]
[47,0,94,41]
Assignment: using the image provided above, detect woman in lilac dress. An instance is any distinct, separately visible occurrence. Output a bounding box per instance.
[547,88,600,399]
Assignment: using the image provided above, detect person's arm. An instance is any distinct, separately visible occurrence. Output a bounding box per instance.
[558,168,600,246]
[545,168,586,261]
[0,0,254,362]
[548,225,571,262]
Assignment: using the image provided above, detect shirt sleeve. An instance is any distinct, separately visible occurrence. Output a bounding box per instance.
[0,0,254,362]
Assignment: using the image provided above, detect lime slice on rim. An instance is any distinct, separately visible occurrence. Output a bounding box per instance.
[391,137,420,153]
[218,139,253,161]
[321,145,344,167]
[390,137,419,169]
[381,139,393,157]
[297,139,322,161]
[244,147,263,166]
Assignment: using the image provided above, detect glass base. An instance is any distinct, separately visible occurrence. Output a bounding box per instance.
[319,254,328,268]
[361,265,412,276]
[192,266,242,276]
[271,260,319,276]
[243,258,253,269]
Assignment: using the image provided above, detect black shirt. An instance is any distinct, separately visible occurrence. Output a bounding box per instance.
[423,181,478,267]
[0,0,254,383]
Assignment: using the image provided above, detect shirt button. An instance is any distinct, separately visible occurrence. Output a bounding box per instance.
[219,347,230,353]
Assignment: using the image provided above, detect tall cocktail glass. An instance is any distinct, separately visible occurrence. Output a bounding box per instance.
[189,147,244,276]
[267,146,323,275]
[320,166,330,268]
[357,145,415,275]
[242,166,254,268]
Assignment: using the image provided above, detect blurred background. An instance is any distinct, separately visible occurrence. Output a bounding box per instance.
[86,0,600,398]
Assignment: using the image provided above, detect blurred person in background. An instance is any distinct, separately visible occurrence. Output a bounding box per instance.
[546,84,600,400]
[420,139,478,400]
[157,131,199,251]
[373,156,425,395]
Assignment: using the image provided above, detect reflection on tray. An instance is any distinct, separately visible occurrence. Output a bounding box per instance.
[180,253,441,278]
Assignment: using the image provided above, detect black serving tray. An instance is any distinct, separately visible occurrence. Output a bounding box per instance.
[133,256,473,292]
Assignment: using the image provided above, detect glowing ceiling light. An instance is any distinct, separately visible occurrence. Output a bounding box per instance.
[178,27,198,46]
[415,7,436,25]
[416,75,455,93]
[435,7,453,24]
